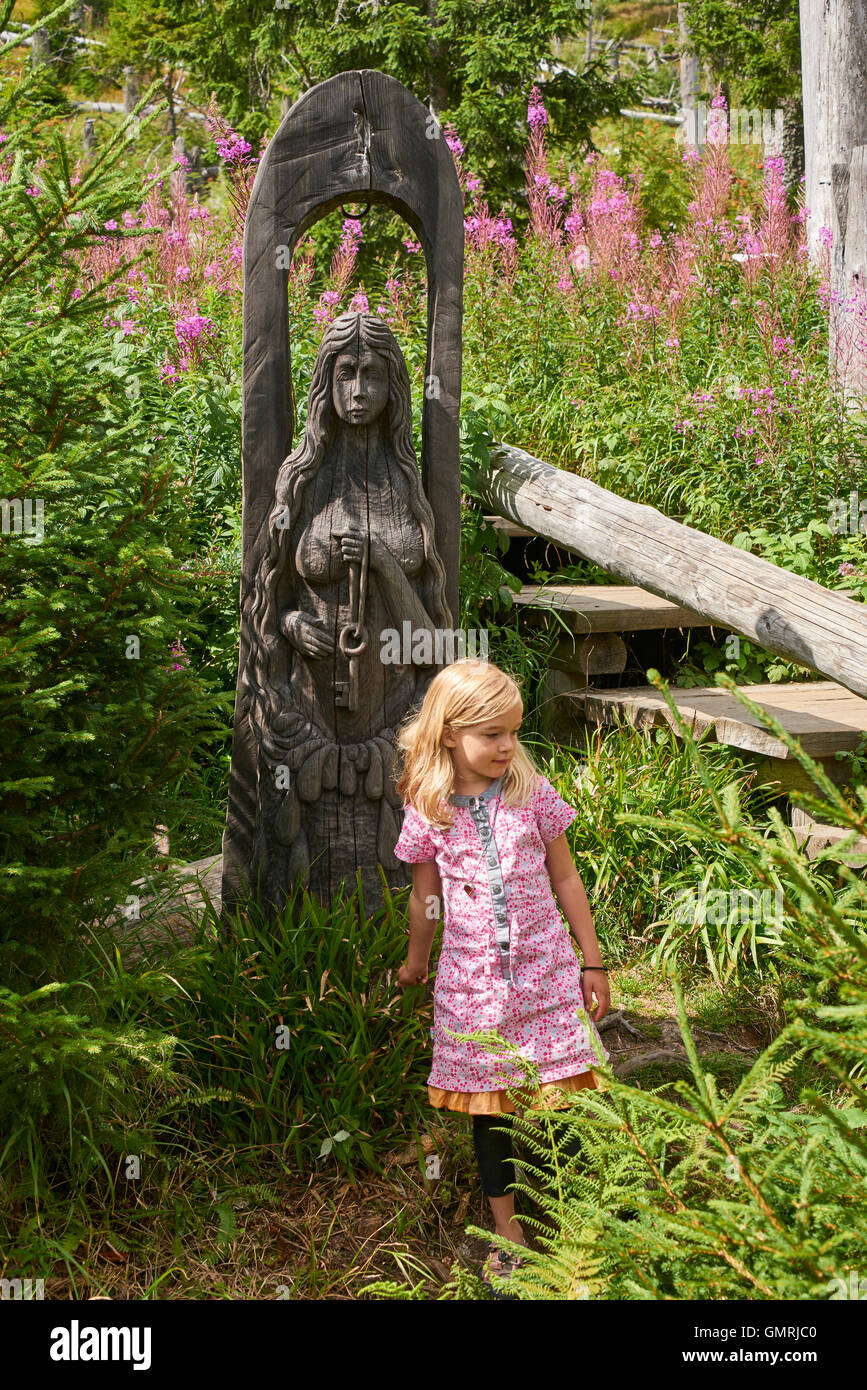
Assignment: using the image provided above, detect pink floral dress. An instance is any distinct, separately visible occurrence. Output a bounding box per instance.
[394,773,610,1108]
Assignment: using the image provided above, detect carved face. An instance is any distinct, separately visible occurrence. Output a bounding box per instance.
[332,346,389,426]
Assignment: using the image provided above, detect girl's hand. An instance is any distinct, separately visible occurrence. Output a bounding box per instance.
[581,969,610,1023]
[397,960,428,989]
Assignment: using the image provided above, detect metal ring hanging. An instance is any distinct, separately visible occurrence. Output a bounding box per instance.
[339,202,373,220]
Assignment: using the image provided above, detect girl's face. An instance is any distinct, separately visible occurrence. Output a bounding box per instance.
[442,695,523,782]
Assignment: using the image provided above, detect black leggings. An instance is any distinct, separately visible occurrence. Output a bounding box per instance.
[472,1113,585,1199]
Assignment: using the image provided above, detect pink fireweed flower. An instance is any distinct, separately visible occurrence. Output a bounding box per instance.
[527,87,548,129]
[349,289,369,313]
[174,312,216,368]
[403,238,421,253]
[315,287,341,324]
[564,210,584,240]
[444,127,464,160]
[120,319,138,336]
[175,312,215,342]
[465,175,482,193]
[216,131,253,164]
[103,219,118,231]
[818,226,833,249]
[166,638,191,673]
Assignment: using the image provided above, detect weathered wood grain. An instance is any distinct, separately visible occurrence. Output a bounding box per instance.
[221,70,463,919]
[469,444,867,700]
[514,584,709,632]
[567,681,867,759]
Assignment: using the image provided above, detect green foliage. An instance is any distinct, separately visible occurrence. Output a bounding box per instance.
[104,0,634,208]
[143,871,436,1177]
[0,973,179,1222]
[537,723,781,976]
[0,29,228,961]
[366,681,867,1301]
[683,0,802,107]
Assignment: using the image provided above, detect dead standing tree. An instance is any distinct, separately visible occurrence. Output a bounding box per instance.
[221,70,463,922]
[800,0,867,401]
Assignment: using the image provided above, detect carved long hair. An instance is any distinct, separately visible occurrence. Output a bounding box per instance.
[244,311,452,764]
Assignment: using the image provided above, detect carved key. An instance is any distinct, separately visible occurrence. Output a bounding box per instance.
[334,539,369,713]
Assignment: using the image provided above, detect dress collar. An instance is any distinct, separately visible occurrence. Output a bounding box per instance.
[449,774,505,806]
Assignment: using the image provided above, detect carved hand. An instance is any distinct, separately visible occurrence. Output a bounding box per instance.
[281,610,335,658]
[338,533,372,566]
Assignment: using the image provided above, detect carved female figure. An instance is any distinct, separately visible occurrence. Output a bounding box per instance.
[244,311,451,910]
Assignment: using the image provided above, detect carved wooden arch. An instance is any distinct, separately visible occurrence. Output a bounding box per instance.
[221,69,463,916]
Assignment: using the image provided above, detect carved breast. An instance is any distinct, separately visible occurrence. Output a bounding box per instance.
[294,463,426,583]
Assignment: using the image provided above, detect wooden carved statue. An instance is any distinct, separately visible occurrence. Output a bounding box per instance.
[244,311,451,908]
[221,69,463,919]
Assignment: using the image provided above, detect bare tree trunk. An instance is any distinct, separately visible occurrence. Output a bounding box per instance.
[800,0,867,399]
[831,144,867,403]
[677,3,700,147]
[31,28,51,67]
[800,0,867,261]
[122,66,138,115]
[585,14,593,69]
[165,67,176,141]
[781,94,805,200]
[426,0,449,120]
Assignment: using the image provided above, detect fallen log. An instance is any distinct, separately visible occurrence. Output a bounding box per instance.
[469,443,867,701]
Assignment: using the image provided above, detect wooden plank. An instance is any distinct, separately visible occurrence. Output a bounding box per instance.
[514,584,709,631]
[468,444,867,701]
[564,681,867,760]
[482,514,534,538]
[790,807,867,861]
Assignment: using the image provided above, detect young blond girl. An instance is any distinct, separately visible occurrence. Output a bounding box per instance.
[393,659,611,1292]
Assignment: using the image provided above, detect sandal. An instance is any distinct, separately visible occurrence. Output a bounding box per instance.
[480,1241,527,1300]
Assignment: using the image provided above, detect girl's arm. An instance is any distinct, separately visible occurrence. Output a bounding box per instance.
[545,833,610,1021]
[397,860,443,987]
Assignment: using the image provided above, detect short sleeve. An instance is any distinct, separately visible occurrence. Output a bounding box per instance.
[393,804,438,863]
[534,775,578,844]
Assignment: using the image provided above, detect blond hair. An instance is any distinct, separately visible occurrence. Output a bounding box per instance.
[394,659,540,828]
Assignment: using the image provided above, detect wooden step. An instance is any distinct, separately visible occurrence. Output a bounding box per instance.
[483,514,534,538]
[565,681,867,759]
[514,584,710,632]
[790,808,867,863]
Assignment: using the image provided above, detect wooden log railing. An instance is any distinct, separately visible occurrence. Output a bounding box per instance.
[468,443,867,702]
